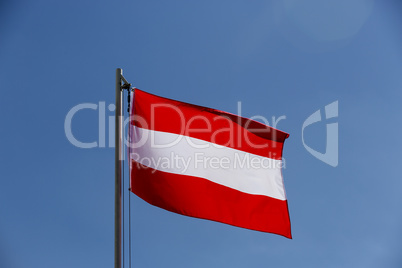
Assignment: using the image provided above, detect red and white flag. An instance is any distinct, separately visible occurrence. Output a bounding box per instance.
[129,89,291,238]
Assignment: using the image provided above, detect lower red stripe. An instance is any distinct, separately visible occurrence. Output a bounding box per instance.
[130,160,292,238]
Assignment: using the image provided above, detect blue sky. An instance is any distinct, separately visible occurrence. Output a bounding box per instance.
[1,0,402,267]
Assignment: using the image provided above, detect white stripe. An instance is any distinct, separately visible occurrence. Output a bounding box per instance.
[130,126,286,200]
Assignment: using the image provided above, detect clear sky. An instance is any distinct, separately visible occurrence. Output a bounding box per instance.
[1,1,402,267]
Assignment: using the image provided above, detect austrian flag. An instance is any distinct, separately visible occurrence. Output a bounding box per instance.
[129,89,292,238]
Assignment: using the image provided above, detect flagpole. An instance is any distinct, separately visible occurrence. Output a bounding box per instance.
[115,68,123,268]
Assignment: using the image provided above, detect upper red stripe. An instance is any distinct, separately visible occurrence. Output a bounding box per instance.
[131,89,289,160]
[131,160,292,238]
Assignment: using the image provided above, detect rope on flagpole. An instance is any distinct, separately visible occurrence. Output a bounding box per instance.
[127,87,133,268]
[122,82,132,268]
[129,182,132,268]
[128,89,131,268]
[121,83,133,268]
[122,152,125,268]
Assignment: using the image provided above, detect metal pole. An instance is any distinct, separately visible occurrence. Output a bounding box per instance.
[115,68,123,268]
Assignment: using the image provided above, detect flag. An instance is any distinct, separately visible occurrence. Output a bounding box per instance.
[129,89,291,238]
